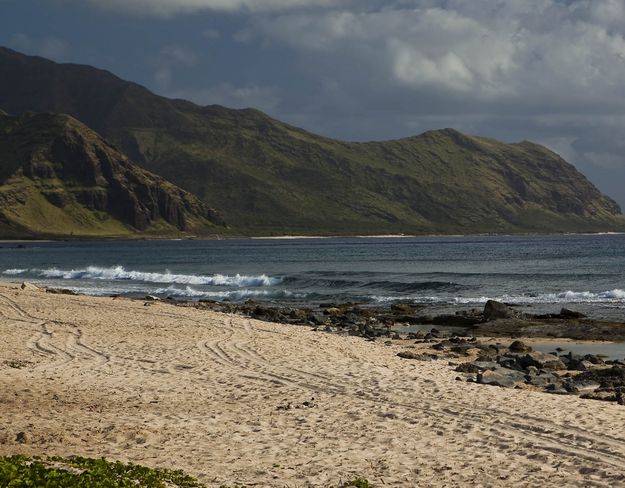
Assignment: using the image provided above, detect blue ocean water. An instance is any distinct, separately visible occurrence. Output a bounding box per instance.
[1,234,624,319]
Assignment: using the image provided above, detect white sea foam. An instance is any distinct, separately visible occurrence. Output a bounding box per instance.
[372,289,625,305]
[153,286,304,300]
[3,269,27,275]
[2,266,281,287]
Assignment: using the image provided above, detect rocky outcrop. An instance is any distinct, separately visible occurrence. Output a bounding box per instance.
[0,111,225,237]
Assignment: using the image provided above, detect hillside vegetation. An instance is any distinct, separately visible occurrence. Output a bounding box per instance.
[0,111,224,238]
[0,46,623,235]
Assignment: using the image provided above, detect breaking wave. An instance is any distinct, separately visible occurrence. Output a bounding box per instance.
[2,266,282,287]
[371,289,625,305]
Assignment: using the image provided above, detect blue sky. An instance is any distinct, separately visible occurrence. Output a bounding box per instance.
[2,0,625,207]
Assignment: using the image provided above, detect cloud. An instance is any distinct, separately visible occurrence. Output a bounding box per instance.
[82,0,344,17]
[219,0,625,204]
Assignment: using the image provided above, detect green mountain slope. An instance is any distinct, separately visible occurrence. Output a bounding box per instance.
[1,46,623,235]
[0,111,224,238]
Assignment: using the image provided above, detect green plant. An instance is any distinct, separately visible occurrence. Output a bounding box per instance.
[0,455,205,487]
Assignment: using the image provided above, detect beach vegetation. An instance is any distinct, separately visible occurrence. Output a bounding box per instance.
[0,455,204,487]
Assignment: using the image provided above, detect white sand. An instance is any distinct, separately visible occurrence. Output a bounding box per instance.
[1,283,625,487]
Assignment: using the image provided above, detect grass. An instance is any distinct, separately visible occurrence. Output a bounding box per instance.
[0,456,373,488]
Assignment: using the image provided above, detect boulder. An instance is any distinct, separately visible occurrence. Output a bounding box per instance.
[560,308,586,319]
[483,300,514,321]
[567,359,595,371]
[525,372,559,387]
[391,303,415,314]
[478,368,526,388]
[517,351,566,370]
[509,340,532,353]
[324,307,342,316]
[455,362,481,374]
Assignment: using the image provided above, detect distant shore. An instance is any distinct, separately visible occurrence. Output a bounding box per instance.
[0,230,624,243]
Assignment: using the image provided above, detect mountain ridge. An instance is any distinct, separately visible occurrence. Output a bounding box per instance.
[0,110,224,238]
[0,46,623,236]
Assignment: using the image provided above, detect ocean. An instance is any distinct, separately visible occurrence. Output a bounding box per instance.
[1,234,624,319]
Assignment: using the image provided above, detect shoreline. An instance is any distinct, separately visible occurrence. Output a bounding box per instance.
[0,230,624,243]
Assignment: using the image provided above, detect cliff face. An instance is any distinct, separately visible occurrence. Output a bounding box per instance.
[1,47,623,235]
[0,111,224,238]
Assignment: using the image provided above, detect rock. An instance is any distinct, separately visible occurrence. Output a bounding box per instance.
[432,315,482,327]
[455,363,481,374]
[15,431,27,443]
[567,359,595,371]
[483,300,514,321]
[560,308,586,319]
[525,372,559,387]
[324,307,342,316]
[397,351,434,361]
[516,352,566,370]
[509,340,532,353]
[545,383,570,395]
[391,303,415,314]
[478,368,527,388]
[471,361,501,371]
[20,282,40,291]
[46,287,77,295]
[583,354,605,365]
[288,308,308,320]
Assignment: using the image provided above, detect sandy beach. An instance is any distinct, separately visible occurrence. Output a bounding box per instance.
[1,283,625,487]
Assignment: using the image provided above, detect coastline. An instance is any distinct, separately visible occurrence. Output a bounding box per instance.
[0,230,624,243]
[2,283,625,487]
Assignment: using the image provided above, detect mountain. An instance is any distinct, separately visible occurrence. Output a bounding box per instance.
[0,111,224,238]
[1,46,623,235]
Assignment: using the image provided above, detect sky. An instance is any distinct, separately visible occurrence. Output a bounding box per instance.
[2,0,625,207]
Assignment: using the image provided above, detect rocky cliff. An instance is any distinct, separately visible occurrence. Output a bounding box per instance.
[0,111,224,238]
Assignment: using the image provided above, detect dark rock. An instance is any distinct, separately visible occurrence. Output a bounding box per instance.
[567,359,595,371]
[509,340,532,353]
[483,300,515,321]
[391,303,415,314]
[545,383,570,395]
[324,307,342,316]
[560,308,586,319]
[397,351,435,361]
[432,315,481,327]
[514,352,566,370]
[583,354,605,365]
[525,372,559,387]
[455,363,481,374]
